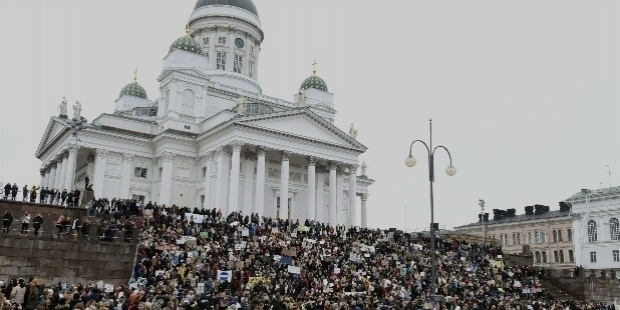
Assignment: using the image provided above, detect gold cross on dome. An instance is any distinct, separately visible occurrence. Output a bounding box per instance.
[134,68,138,82]
[312,60,317,75]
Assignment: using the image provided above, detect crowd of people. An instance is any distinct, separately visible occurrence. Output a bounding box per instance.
[0,193,618,309]
[2,181,82,207]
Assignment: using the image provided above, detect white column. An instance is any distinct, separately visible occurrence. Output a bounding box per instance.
[92,149,108,198]
[280,151,291,220]
[48,164,57,190]
[225,27,235,72]
[39,170,45,188]
[307,156,317,222]
[215,147,227,214]
[54,156,65,190]
[44,169,51,189]
[203,153,214,210]
[58,153,69,191]
[159,152,175,206]
[348,164,358,228]
[120,154,134,199]
[242,151,255,216]
[64,147,77,190]
[242,33,251,75]
[228,141,243,213]
[337,167,345,226]
[255,146,267,216]
[209,27,217,69]
[316,167,325,223]
[360,194,368,228]
[328,161,338,227]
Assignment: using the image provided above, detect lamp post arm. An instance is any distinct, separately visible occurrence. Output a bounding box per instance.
[409,140,431,157]
[432,145,454,166]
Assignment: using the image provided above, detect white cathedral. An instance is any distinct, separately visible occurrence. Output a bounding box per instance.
[34,0,373,227]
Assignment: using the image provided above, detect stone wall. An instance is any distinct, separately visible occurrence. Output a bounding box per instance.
[0,200,136,285]
[549,269,620,303]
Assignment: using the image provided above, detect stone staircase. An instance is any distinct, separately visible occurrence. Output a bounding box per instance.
[539,276,585,301]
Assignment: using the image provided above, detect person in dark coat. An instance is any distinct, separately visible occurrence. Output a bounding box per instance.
[29,185,39,203]
[32,214,43,237]
[3,183,11,200]
[10,183,18,200]
[2,211,13,235]
[84,175,89,189]
[66,191,74,207]
[22,185,28,201]
[61,190,68,205]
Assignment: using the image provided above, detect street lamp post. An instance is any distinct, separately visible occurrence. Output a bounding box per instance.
[479,199,486,245]
[405,119,456,299]
[68,117,87,205]
[580,189,592,266]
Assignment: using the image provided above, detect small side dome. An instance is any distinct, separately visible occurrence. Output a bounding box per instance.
[300,63,328,92]
[120,69,148,99]
[169,36,203,55]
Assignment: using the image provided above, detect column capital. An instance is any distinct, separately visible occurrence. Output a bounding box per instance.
[96,149,109,157]
[349,164,359,173]
[229,141,244,152]
[67,146,79,155]
[281,151,291,161]
[61,152,70,159]
[255,146,267,156]
[123,153,135,163]
[360,193,369,201]
[336,167,346,176]
[316,166,327,174]
[50,162,58,168]
[307,156,317,166]
[40,169,46,175]
[214,146,226,157]
[328,161,338,170]
[228,26,236,34]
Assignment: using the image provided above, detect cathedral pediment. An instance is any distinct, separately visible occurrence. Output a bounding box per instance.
[235,109,367,151]
[157,67,211,82]
[35,117,68,158]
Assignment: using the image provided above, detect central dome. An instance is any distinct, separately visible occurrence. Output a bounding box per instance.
[194,0,258,16]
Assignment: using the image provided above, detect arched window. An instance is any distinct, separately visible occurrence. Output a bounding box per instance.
[528,232,533,244]
[541,230,547,243]
[553,230,558,243]
[610,218,620,241]
[165,89,170,111]
[588,220,597,242]
[567,228,572,241]
[569,250,574,262]
[534,252,541,264]
[181,89,195,115]
[558,230,563,242]
[559,250,565,263]
[534,231,540,244]
[542,251,548,263]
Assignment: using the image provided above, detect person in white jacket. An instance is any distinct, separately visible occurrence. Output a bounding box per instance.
[20,212,30,235]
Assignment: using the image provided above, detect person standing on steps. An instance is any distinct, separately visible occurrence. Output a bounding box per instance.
[20,212,31,235]
[2,210,13,235]
[22,185,28,201]
[32,214,43,237]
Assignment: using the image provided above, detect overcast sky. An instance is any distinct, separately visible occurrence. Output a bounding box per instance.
[1,0,618,230]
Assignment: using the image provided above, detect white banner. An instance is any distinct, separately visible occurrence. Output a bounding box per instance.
[287,266,301,274]
[217,270,232,282]
[185,213,205,223]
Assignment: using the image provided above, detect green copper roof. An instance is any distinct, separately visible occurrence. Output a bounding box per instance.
[169,35,203,55]
[300,74,328,92]
[194,0,258,16]
[120,81,148,99]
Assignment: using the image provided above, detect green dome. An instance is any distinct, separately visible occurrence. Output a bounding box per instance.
[300,74,328,92]
[194,0,258,16]
[169,35,203,55]
[120,81,148,99]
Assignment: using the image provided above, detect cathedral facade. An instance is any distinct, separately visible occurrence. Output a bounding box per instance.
[34,0,373,227]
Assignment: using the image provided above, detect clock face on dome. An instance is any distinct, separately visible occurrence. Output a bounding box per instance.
[235,38,245,48]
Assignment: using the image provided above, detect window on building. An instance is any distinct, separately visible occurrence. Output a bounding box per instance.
[250,45,254,54]
[535,231,540,244]
[610,217,620,241]
[249,61,254,78]
[542,251,547,263]
[134,167,147,178]
[553,230,558,243]
[569,250,574,262]
[218,37,227,45]
[558,230,563,242]
[559,250,565,263]
[534,252,541,264]
[588,220,598,242]
[541,230,547,243]
[590,251,597,263]
[554,251,559,263]
[567,228,572,241]
[131,194,145,203]
[513,234,517,245]
[234,54,243,73]
[517,233,521,245]
[202,167,207,178]
[200,195,205,209]
[613,250,619,262]
[216,52,226,70]
[158,167,163,179]
[203,37,209,45]
[528,232,533,244]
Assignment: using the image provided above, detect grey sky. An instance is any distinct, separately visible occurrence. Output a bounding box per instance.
[0,0,618,230]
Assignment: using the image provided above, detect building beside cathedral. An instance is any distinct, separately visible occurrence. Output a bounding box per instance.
[34,0,374,227]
